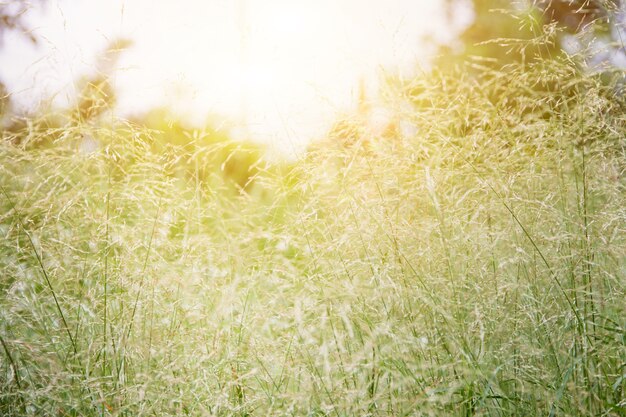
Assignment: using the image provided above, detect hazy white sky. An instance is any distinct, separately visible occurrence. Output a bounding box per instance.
[0,0,472,154]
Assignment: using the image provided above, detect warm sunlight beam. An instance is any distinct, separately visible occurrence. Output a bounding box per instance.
[0,0,472,154]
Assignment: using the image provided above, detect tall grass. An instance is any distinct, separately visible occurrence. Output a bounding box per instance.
[1,56,625,416]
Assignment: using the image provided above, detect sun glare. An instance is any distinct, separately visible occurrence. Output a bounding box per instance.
[1,0,471,154]
[2,1,625,414]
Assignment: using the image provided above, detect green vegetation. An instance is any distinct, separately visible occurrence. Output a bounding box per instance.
[1,3,626,415]
[1,54,625,416]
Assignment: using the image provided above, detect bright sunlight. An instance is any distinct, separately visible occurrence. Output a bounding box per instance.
[1,1,625,416]
[2,0,471,155]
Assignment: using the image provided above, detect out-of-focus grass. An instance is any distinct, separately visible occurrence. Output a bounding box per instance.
[0,57,625,416]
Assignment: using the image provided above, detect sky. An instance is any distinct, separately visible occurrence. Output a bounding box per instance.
[0,0,473,155]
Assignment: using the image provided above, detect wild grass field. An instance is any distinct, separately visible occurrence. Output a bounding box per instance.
[1,57,625,416]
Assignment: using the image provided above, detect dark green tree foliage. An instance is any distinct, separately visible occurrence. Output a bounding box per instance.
[440,0,619,68]
[438,0,552,68]
[536,0,616,32]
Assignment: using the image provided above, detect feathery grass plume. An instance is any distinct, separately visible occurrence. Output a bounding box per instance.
[1,34,625,416]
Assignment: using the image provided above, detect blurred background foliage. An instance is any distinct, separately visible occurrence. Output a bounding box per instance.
[1,0,624,183]
[1,2,625,415]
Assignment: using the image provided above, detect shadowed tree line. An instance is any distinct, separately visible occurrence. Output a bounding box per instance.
[442,0,625,67]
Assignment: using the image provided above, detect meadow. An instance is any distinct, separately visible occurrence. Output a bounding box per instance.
[0,56,625,416]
